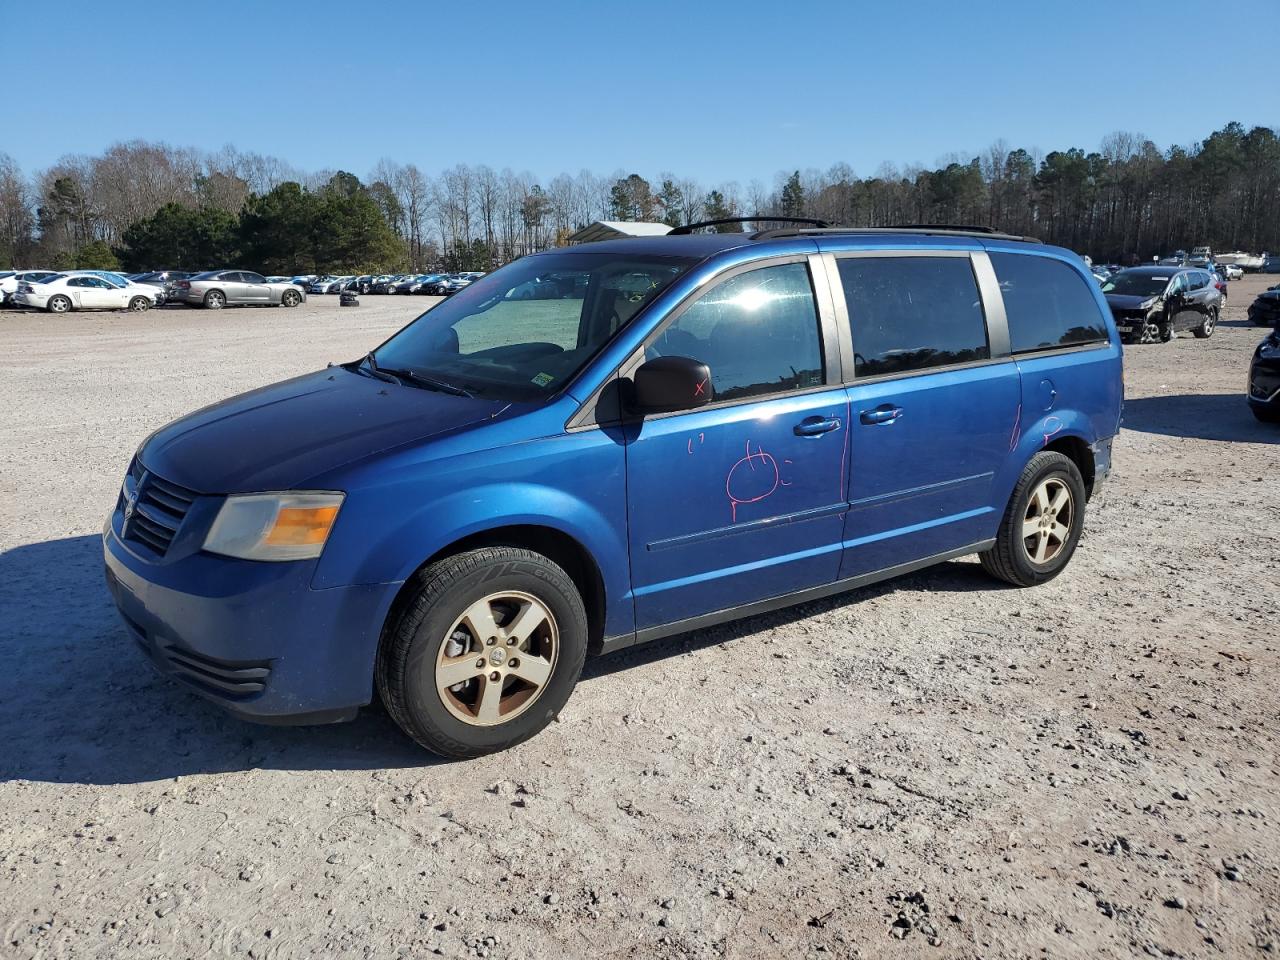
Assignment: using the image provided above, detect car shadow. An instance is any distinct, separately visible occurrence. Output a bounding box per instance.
[1122,393,1278,444]
[2,534,1004,785]
[1217,318,1272,329]
[0,535,434,786]
[584,558,999,681]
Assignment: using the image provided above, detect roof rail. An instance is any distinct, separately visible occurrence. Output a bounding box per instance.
[749,224,1043,243]
[669,216,830,235]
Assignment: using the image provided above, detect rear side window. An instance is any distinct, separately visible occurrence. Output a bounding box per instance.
[837,256,989,377]
[649,262,824,402]
[992,253,1108,353]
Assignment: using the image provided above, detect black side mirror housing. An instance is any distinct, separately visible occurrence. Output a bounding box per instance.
[631,355,713,413]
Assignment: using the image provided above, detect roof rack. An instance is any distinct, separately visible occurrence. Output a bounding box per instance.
[668,216,830,235]
[749,223,1043,243]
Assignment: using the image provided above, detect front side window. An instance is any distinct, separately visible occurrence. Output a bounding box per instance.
[242,272,266,283]
[647,261,824,402]
[991,253,1109,353]
[838,256,989,377]
[373,253,693,401]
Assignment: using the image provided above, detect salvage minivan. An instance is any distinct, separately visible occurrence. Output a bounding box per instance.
[104,222,1123,758]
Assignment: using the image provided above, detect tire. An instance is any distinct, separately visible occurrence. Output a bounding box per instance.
[128,296,150,312]
[47,295,72,314]
[204,290,225,310]
[1252,406,1280,424]
[376,546,588,759]
[281,289,301,308]
[1193,307,1217,339]
[1138,315,1162,344]
[980,451,1087,588]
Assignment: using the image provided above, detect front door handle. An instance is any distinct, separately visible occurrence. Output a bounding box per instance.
[793,415,842,437]
[859,404,904,425]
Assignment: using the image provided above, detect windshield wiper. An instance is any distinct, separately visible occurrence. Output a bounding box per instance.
[360,351,401,385]
[379,366,473,397]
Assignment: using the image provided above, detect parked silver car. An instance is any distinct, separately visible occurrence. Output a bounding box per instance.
[178,270,307,309]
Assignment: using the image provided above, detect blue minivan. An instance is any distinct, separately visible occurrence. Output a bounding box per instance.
[104,222,1122,757]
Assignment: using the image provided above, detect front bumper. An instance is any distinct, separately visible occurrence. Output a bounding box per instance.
[103,505,397,724]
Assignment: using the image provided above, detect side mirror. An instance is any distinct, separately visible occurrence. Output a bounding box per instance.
[631,355,713,413]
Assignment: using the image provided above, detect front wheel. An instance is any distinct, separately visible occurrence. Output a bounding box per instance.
[204,290,225,310]
[281,289,301,307]
[1252,406,1280,424]
[128,296,150,312]
[980,451,1087,587]
[1138,315,1163,344]
[47,295,72,314]
[376,546,588,758]
[1193,307,1217,339]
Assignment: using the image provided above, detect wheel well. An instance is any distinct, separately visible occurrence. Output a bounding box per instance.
[1045,436,1095,498]
[387,525,607,651]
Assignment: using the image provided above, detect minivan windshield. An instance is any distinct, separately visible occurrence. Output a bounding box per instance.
[1102,272,1172,298]
[371,252,694,400]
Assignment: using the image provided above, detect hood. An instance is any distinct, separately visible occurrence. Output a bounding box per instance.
[138,367,508,494]
[1105,293,1157,312]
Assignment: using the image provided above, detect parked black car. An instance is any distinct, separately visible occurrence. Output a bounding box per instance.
[133,270,197,305]
[1247,285,1280,327]
[1247,327,1280,423]
[1101,267,1221,343]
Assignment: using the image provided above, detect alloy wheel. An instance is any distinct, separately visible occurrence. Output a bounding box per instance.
[434,590,559,727]
[1021,477,1074,565]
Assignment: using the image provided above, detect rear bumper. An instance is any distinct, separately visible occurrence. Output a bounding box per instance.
[103,508,397,723]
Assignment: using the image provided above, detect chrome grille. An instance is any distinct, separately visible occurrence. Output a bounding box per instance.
[123,464,197,556]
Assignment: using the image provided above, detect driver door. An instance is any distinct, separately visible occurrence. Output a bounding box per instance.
[624,258,850,631]
[238,272,272,302]
[80,277,122,309]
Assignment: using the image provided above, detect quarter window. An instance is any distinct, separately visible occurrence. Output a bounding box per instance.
[837,256,989,377]
[990,253,1109,353]
[648,262,824,402]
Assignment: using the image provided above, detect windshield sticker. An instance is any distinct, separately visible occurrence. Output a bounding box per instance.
[531,372,555,387]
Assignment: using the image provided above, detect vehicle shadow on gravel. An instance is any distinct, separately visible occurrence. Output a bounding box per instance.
[0,536,434,786]
[1122,394,1278,444]
[584,558,998,680]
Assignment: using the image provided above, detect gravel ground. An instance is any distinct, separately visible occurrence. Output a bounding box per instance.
[1,279,1277,960]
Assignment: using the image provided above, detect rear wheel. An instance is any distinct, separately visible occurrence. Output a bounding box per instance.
[204,290,226,310]
[1252,406,1280,424]
[47,295,72,314]
[980,451,1087,587]
[1193,307,1217,339]
[281,289,301,307]
[376,547,588,758]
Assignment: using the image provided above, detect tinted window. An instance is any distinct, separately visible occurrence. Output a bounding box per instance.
[837,256,988,376]
[67,277,91,287]
[991,253,1109,353]
[648,262,824,402]
[241,272,266,283]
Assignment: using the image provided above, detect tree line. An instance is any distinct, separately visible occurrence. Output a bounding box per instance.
[1,122,1277,274]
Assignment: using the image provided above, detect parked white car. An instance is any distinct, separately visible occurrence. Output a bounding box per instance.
[12,273,157,313]
[1218,262,1244,280]
[0,270,61,303]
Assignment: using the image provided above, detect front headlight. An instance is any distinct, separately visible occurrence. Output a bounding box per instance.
[203,492,345,561]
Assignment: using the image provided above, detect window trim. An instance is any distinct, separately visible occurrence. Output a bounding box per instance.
[827,249,1006,382]
[566,253,842,430]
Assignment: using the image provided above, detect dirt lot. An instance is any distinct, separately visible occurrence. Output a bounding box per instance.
[1,277,1277,960]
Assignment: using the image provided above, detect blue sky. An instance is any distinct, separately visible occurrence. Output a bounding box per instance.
[6,0,1276,184]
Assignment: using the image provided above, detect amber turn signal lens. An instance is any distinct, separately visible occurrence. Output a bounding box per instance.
[264,505,340,546]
